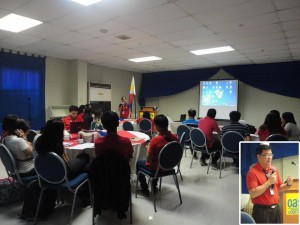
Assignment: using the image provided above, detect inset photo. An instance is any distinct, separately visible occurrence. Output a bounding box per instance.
[240,142,299,224]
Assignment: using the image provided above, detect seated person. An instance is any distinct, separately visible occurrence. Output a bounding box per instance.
[1,114,18,142]
[281,112,300,141]
[35,119,89,179]
[94,111,133,160]
[3,119,36,177]
[62,105,84,130]
[82,105,93,128]
[221,111,251,167]
[182,108,198,126]
[136,114,178,196]
[34,118,90,206]
[198,108,221,169]
[136,111,155,133]
[182,108,198,158]
[257,113,287,141]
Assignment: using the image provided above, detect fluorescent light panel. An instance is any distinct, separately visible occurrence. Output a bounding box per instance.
[0,13,43,33]
[190,46,235,55]
[129,56,162,63]
[71,0,103,6]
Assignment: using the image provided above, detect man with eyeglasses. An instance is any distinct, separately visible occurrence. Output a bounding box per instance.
[246,144,293,223]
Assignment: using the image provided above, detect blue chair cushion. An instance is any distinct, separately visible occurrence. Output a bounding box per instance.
[41,173,88,190]
[20,175,38,184]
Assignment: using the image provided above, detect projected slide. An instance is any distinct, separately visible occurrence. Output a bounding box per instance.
[199,80,238,120]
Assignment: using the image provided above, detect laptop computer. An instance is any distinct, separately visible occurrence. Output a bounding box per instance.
[70,122,90,134]
[175,114,186,122]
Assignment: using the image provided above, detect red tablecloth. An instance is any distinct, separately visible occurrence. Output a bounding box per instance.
[65,130,146,146]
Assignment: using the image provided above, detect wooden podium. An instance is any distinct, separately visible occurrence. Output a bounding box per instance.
[282,179,298,224]
[139,106,156,119]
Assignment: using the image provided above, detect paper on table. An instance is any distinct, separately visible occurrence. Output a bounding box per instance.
[68,143,94,150]
[131,137,144,141]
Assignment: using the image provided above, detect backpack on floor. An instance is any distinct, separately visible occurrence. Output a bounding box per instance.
[0,177,24,207]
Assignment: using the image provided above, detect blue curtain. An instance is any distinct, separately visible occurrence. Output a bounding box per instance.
[0,51,45,133]
[241,142,299,194]
[139,61,300,106]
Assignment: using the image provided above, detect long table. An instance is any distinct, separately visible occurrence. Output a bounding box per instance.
[64,130,150,174]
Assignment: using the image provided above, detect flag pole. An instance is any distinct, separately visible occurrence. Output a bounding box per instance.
[134,95,136,119]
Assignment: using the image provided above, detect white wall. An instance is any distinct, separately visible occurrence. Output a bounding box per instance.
[145,69,300,128]
[46,58,299,128]
[45,57,142,121]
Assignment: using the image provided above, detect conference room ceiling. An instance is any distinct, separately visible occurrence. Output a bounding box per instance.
[0,0,299,73]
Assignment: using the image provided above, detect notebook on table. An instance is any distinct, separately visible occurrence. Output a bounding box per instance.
[70,122,90,134]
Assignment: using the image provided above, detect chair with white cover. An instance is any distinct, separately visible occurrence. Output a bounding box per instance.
[220,131,244,178]
[139,118,153,138]
[122,121,134,131]
[34,152,91,225]
[135,141,183,212]
[190,128,221,174]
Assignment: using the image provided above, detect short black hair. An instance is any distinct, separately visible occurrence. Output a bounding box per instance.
[101,111,119,132]
[2,114,18,131]
[69,105,79,112]
[229,111,241,122]
[207,108,216,119]
[8,119,30,135]
[154,114,168,130]
[188,108,196,118]
[142,111,151,120]
[256,144,271,155]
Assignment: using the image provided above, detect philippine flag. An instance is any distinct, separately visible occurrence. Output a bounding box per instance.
[128,76,136,109]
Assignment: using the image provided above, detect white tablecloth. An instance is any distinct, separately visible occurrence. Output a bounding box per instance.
[65,131,149,174]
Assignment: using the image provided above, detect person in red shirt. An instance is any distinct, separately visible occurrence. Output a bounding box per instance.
[94,111,133,160]
[246,144,293,223]
[61,105,84,130]
[198,108,221,168]
[136,114,178,196]
[118,96,131,119]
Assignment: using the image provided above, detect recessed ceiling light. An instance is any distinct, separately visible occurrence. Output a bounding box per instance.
[0,13,43,33]
[128,56,162,63]
[71,0,103,6]
[190,46,235,56]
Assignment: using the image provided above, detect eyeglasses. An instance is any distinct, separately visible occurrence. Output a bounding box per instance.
[260,154,274,158]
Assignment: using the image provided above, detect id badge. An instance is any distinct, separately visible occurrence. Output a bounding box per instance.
[270,188,274,195]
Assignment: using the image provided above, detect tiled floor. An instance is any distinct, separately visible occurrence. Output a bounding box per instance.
[0,152,239,225]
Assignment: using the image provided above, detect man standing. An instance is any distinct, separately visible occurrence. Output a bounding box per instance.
[118,96,131,119]
[246,144,293,223]
[62,105,83,130]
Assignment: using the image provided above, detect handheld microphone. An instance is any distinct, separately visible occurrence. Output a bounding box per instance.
[271,167,275,189]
